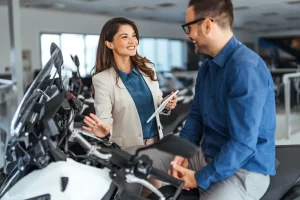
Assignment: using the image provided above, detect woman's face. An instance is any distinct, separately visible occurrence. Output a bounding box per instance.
[106,24,139,57]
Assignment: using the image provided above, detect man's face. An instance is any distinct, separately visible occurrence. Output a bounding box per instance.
[185,6,209,54]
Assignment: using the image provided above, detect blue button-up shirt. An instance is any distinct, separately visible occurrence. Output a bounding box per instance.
[119,67,158,140]
[180,36,276,190]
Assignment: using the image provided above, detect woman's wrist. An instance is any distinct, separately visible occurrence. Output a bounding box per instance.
[98,132,111,142]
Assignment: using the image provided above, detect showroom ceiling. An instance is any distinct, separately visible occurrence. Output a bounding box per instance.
[1,0,300,32]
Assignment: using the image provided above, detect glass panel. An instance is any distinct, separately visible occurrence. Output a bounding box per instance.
[156,39,169,72]
[85,35,99,76]
[61,34,85,76]
[170,40,184,69]
[140,38,156,65]
[40,34,60,67]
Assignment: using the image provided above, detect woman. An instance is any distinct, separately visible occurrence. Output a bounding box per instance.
[82,17,177,147]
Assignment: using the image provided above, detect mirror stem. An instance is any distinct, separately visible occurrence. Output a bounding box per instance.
[134,145,153,158]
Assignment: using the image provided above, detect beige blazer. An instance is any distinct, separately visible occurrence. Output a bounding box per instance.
[92,64,169,147]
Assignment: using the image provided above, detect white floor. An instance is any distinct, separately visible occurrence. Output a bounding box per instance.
[275,109,300,145]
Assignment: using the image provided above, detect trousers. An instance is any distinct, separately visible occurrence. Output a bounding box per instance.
[124,146,270,200]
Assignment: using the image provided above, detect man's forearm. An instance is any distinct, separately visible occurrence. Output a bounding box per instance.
[195,139,255,190]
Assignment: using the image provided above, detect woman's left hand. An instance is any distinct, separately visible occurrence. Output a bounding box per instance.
[163,91,178,110]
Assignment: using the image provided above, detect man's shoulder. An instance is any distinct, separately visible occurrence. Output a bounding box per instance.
[229,45,265,69]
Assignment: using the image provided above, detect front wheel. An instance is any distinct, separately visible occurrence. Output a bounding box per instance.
[147,185,199,200]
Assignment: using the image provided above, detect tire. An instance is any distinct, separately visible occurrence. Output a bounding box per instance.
[147,185,199,200]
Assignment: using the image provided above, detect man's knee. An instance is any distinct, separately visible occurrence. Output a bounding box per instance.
[200,171,270,200]
[200,180,245,200]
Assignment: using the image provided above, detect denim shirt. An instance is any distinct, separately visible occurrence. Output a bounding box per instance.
[119,67,158,140]
[180,36,276,190]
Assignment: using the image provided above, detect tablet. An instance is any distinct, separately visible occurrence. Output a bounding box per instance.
[147,90,179,123]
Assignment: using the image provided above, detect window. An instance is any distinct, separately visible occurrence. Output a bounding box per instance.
[41,34,186,75]
[156,39,169,71]
[40,33,99,77]
[170,40,184,68]
[140,38,156,63]
[138,37,186,72]
[85,35,99,76]
[61,34,85,76]
[41,34,60,68]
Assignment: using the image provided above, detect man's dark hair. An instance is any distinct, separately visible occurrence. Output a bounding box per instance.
[188,0,234,30]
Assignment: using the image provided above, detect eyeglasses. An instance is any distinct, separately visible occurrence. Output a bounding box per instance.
[181,18,214,34]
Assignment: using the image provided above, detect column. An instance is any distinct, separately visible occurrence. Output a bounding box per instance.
[8,0,23,103]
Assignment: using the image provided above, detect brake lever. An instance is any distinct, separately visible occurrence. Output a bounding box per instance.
[125,174,165,199]
[110,169,166,200]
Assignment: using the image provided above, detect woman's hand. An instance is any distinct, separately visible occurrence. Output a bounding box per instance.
[82,113,110,138]
[163,91,178,110]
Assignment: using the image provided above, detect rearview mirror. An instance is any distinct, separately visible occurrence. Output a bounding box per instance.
[74,55,80,68]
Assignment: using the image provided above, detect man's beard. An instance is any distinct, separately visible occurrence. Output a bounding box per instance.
[194,45,198,54]
[195,42,208,55]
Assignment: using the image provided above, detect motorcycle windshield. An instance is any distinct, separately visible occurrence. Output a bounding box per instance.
[10,48,60,138]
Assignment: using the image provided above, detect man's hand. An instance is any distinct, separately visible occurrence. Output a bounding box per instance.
[170,156,188,178]
[168,156,191,190]
[171,164,198,189]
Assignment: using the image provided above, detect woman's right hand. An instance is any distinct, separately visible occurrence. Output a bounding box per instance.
[82,113,110,138]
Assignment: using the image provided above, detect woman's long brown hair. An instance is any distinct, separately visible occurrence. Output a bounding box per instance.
[94,17,157,82]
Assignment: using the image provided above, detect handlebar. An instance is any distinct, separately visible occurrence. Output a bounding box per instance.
[69,129,111,160]
[70,129,184,200]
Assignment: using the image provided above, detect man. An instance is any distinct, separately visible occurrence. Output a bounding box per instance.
[143,0,276,199]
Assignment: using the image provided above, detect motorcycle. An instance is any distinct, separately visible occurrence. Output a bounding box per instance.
[148,145,300,200]
[0,43,199,200]
[158,72,194,136]
[69,54,95,115]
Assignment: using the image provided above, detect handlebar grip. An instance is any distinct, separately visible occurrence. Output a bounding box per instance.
[150,167,183,188]
[84,101,94,107]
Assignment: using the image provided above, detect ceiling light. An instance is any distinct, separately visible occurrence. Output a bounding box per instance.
[286,16,300,20]
[54,3,66,9]
[156,3,176,8]
[125,7,138,12]
[262,12,278,16]
[287,0,300,4]
[234,6,250,11]
[125,6,155,12]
